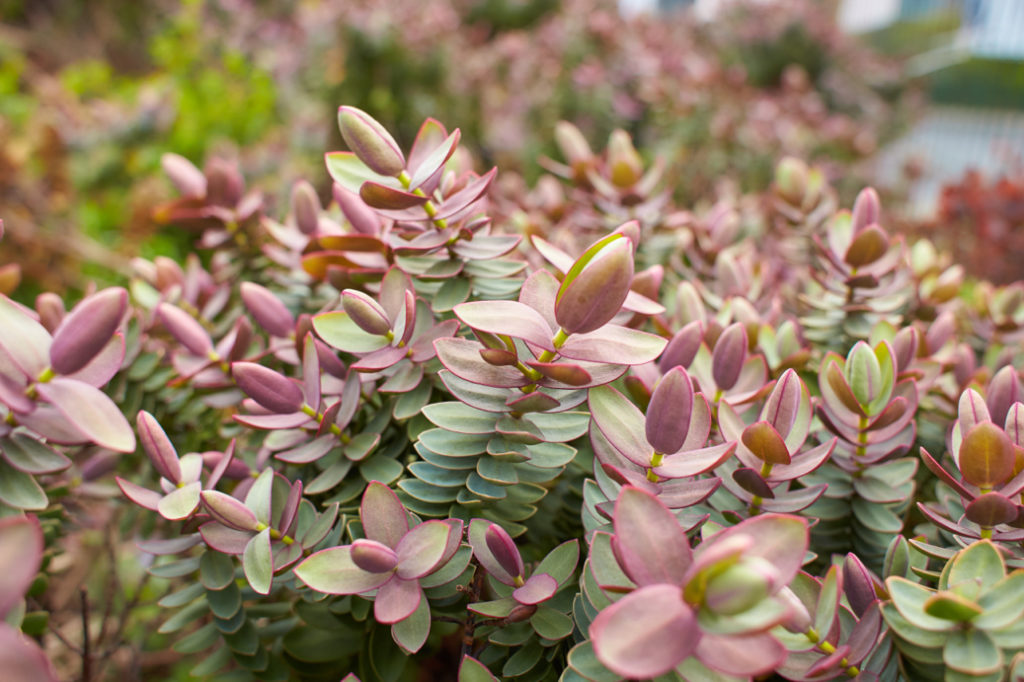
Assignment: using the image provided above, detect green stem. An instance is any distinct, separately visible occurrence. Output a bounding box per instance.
[398,171,448,231]
[805,629,861,677]
[301,404,350,444]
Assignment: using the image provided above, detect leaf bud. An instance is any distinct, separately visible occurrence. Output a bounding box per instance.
[607,129,643,188]
[554,121,593,172]
[240,282,295,338]
[49,288,128,375]
[201,491,261,532]
[342,290,392,336]
[485,523,524,581]
[555,235,634,335]
[290,180,321,235]
[645,367,694,454]
[703,558,776,615]
[137,410,181,484]
[338,106,406,177]
[35,293,65,333]
[711,322,747,391]
[232,362,305,414]
[851,187,881,232]
[774,157,808,205]
[156,303,213,356]
[351,538,400,574]
[958,422,1014,488]
[161,153,207,198]
[203,158,244,207]
[846,342,882,407]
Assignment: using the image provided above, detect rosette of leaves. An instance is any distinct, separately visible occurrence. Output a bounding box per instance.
[775,555,899,680]
[584,367,733,530]
[0,289,134,511]
[541,122,668,231]
[312,266,459,396]
[294,482,467,654]
[570,486,809,680]
[464,520,581,678]
[715,368,836,517]
[805,340,919,568]
[142,490,342,682]
[688,321,771,407]
[800,187,910,348]
[771,156,839,267]
[154,154,267,261]
[882,540,1024,681]
[312,108,520,302]
[117,411,234,523]
[917,389,1024,547]
[415,231,664,528]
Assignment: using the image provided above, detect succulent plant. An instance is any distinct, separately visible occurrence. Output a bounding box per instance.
[882,540,1024,681]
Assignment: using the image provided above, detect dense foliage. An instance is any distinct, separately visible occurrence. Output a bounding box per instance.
[3,96,1024,682]
[0,0,911,297]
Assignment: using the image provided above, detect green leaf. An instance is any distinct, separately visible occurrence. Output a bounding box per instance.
[370,623,407,681]
[190,646,232,677]
[157,481,201,521]
[148,557,201,579]
[469,597,516,618]
[459,655,500,682]
[947,541,1005,593]
[158,600,209,634]
[943,628,1002,674]
[886,577,956,632]
[566,641,620,682]
[174,623,220,654]
[159,582,206,608]
[530,606,574,641]
[923,592,982,622]
[432,276,472,312]
[419,428,491,457]
[0,459,47,510]
[0,435,71,474]
[881,602,949,649]
[392,594,431,654]
[503,639,543,677]
[200,551,237,591]
[358,456,404,485]
[206,582,243,619]
[523,411,591,443]
[534,540,580,587]
[814,565,840,636]
[422,402,498,434]
[975,571,1024,629]
[313,311,390,353]
[243,528,273,595]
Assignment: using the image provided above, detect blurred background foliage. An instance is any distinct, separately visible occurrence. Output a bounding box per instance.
[1,0,918,300]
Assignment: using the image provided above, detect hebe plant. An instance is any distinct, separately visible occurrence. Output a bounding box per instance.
[3,105,1024,682]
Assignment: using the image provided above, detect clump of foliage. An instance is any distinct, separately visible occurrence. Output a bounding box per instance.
[4,100,1024,682]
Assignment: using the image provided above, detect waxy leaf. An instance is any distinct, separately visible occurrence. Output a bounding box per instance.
[240,282,294,337]
[590,584,696,679]
[958,422,1015,488]
[338,106,405,176]
[232,362,304,414]
[36,378,135,452]
[613,487,691,586]
[454,301,554,350]
[362,482,410,549]
[49,287,127,375]
[243,528,274,595]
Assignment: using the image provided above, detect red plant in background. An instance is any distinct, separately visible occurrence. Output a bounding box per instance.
[936,170,1024,284]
